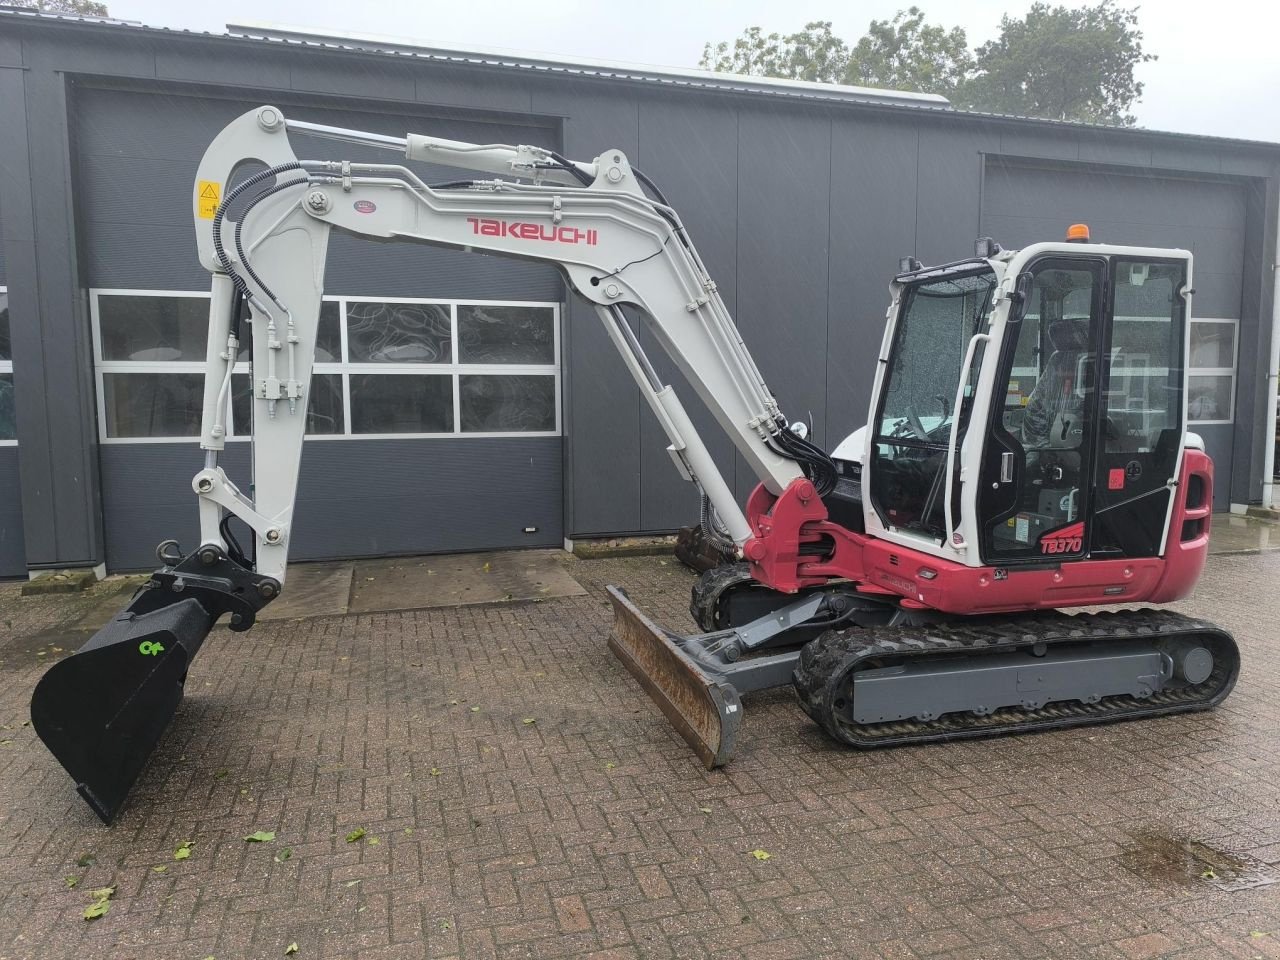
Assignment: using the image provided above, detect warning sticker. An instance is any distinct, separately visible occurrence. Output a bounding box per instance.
[1015,514,1030,544]
[1108,467,1125,490]
[197,180,221,220]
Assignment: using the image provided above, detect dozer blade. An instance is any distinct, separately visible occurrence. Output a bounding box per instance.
[606,586,741,769]
[30,599,215,824]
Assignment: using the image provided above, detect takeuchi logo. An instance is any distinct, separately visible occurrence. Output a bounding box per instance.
[466,218,598,245]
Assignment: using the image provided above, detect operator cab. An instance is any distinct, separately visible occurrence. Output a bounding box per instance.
[866,228,1191,566]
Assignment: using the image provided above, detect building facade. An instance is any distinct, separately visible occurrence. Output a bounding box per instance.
[0,10,1276,576]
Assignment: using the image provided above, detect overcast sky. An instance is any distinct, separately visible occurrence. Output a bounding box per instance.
[105,0,1280,143]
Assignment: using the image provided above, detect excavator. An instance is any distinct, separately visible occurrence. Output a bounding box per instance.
[31,106,1238,823]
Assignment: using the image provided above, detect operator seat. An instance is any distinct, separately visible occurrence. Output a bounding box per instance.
[1021,317,1091,449]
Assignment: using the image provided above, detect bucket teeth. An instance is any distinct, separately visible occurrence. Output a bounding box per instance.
[606,586,741,769]
[30,598,214,824]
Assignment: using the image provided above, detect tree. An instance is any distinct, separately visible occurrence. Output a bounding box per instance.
[699,3,1152,125]
[700,22,849,84]
[846,8,972,98]
[9,0,110,17]
[957,1,1153,124]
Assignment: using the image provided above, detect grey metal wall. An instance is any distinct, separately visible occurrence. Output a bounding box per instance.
[99,439,562,571]
[981,157,1247,509]
[0,16,1277,571]
[564,94,1276,534]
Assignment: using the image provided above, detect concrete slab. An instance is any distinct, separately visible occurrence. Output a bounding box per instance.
[257,561,354,621]
[349,548,586,612]
[1209,512,1280,556]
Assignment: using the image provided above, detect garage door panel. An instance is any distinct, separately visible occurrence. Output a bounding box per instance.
[100,438,562,571]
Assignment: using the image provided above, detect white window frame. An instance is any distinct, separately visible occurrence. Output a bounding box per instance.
[0,285,14,447]
[1187,317,1238,426]
[90,289,562,444]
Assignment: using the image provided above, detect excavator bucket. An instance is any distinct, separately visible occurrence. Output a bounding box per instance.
[31,598,215,824]
[606,586,742,768]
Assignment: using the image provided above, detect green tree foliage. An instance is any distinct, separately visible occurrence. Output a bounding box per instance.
[699,22,849,84]
[957,2,1154,125]
[9,0,110,17]
[846,8,972,98]
[700,2,1152,125]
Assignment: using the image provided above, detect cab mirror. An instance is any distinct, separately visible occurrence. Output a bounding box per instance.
[1007,271,1035,321]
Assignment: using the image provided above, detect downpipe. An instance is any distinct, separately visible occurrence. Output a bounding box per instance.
[1263,212,1280,507]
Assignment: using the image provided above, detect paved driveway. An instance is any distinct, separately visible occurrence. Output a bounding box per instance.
[1,544,1278,960]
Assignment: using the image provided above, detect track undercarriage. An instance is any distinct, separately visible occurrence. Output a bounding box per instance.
[608,563,1239,767]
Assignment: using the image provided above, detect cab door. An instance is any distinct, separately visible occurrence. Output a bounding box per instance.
[1089,257,1188,558]
[977,257,1106,563]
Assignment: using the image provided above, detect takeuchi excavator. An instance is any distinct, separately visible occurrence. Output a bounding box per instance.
[31,106,1238,823]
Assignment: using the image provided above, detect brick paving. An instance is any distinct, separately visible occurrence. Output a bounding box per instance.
[1,549,1279,960]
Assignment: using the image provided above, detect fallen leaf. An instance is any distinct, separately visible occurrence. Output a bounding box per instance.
[88,886,116,901]
[244,831,276,843]
[605,762,616,770]
[469,706,480,713]
[345,828,366,843]
[83,900,110,921]
[152,865,167,873]
[430,767,441,776]
[285,943,298,955]
[214,769,229,780]
[367,837,380,846]
[75,853,96,868]
[0,739,12,746]
[344,879,361,887]
[1251,931,1267,938]
[20,720,30,727]
[699,807,712,814]
[1201,868,1217,880]
[404,828,413,836]
[522,718,536,725]
[482,562,491,573]
[438,920,452,931]
[64,876,79,889]
[174,841,194,860]
[750,849,771,861]
[448,699,459,706]
[275,848,293,863]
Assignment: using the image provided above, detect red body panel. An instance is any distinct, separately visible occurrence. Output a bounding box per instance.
[742,449,1213,615]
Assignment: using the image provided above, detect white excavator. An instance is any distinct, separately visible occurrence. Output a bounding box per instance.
[32,106,1237,823]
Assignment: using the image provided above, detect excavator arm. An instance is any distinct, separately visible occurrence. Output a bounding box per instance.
[189,106,820,587]
[31,106,834,821]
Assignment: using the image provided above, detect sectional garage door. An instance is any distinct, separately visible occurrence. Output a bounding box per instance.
[76,85,566,570]
[981,157,1247,509]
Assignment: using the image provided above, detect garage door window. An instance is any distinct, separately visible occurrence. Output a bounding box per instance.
[1187,319,1237,425]
[0,288,13,444]
[91,291,560,441]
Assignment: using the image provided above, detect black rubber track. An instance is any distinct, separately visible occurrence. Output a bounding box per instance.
[689,563,754,632]
[792,609,1239,748]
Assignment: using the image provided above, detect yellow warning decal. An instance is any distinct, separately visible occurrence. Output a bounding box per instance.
[197,180,221,220]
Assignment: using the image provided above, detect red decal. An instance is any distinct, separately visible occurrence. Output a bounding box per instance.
[1040,521,1084,555]
[466,218,598,245]
[353,200,377,214]
[1108,468,1125,490]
